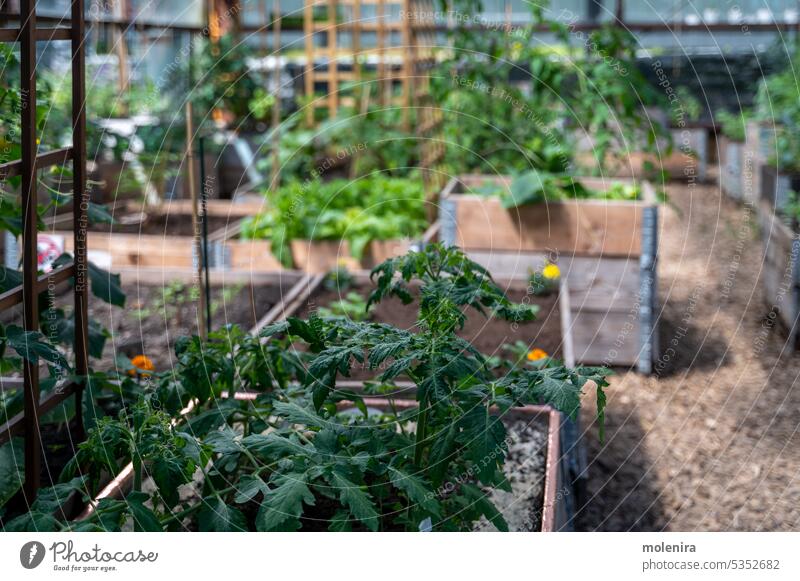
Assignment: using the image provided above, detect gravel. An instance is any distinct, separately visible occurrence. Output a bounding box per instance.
[576,173,800,531]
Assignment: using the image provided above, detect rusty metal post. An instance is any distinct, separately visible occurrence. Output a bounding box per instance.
[19,0,40,501]
[72,0,89,442]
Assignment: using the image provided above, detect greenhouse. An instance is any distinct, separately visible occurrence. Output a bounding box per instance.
[0,0,799,562]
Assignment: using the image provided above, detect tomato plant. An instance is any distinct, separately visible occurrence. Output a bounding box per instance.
[3,244,608,532]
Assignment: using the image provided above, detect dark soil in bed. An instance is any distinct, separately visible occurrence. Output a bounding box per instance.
[90,283,283,371]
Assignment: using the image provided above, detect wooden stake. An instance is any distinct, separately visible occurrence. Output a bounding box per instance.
[185,101,207,339]
[270,0,283,190]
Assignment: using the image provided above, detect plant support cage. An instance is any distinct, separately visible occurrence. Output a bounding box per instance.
[0,0,89,502]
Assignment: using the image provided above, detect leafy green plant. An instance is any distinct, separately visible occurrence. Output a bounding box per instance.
[478,171,641,208]
[670,86,702,126]
[241,175,427,266]
[717,109,749,142]
[177,35,271,130]
[754,47,800,173]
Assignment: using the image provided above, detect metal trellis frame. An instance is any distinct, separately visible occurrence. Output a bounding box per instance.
[0,0,89,503]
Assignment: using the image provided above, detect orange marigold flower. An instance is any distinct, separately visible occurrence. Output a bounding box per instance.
[128,354,155,376]
[526,348,548,361]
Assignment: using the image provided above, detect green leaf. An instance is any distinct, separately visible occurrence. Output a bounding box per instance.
[458,407,507,485]
[126,491,163,532]
[273,401,326,429]
[0,439,23,509]
[328,509,353,531]
[4,325,69,369]
[328,472,379,531]
[32,477,86,514]
[534,372,583,419]
[379,353,417,382]
[427,423,457,486]
[87,202,114,225]
[0,266,22,293]
[242,432,312,458]
[309,344,362,378]
[258,320,289,338]
[151,457,191,508]
[2,511,60,532]
[198,496,247,531]
[205,426,242,455]
[51,312,107,358]
[88,262,126,308]
[387,466,441,517]
[368,337,412,368]
[256,473,315,532]
[234,474,270,503]
[462,483,509,532]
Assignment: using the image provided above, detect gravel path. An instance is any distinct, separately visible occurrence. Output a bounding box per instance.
[577,176,800,531]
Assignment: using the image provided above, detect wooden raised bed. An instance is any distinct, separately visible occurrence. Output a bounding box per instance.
[44,198,284,272]
[719,135,747,202]
[76,394,566,532]
[745,120,779,207]
[758,200,800,348]
[760,164,800,214]
[71,270,571,531]
[439,175,659,372]
[353,399,568,532]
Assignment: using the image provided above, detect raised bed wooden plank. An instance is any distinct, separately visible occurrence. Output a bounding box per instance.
[719,137,745,201]
[441,175,654,257]
[222,239,284,272]
[450,195,645,257]
[758,200,800,345]
[61,232,194,268]
[565,310,641,366]
[123,198,266,218]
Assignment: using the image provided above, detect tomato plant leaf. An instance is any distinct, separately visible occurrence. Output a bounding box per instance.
[198,496,247,532]
[0,439,23,509]
[387,466,441,517]
[273,401,327,429]
[234,474,270,503]
[256,473,315,532]
[327,472,379,531]
[126,491,162,532]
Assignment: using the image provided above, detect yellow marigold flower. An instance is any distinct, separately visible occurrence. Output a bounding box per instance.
[527,348,548,361]
[542,263,560,280]
[128,354,154,377]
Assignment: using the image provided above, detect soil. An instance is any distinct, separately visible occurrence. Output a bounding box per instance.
[474,419,548,532]
[295,286,563,372]
[89,282,284,370]
[576,171,800,531]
